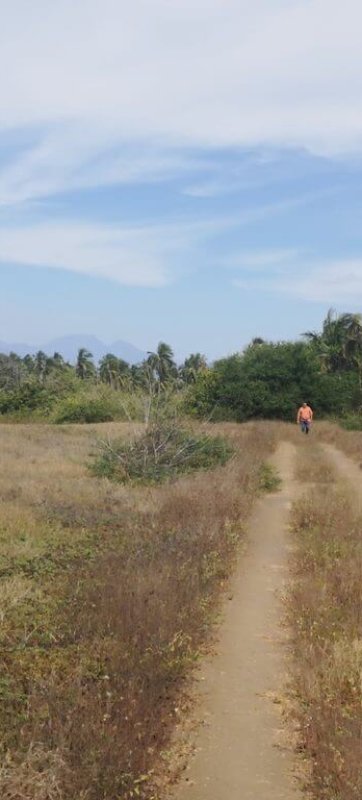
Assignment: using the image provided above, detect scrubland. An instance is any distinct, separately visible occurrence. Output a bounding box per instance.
[289,443,362,800]
[0,420,278,800]
[318,420,362,464]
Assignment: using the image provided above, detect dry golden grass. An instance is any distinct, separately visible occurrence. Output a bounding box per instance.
[317,420,362,464]
[294,441,337,484]
[289,464,362,800]
[0,420,279,800]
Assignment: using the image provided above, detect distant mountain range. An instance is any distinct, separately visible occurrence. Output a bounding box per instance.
[0,335,147,365]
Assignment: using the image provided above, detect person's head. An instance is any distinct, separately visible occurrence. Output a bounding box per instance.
[302,402,307,408]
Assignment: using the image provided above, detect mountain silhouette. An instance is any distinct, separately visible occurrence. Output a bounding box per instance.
[0,335,146,364]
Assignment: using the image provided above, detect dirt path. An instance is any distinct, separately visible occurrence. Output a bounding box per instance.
[171,442,302,800]
[322,443,362,502]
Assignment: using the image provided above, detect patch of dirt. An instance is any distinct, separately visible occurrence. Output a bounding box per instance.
[169,443,303,800]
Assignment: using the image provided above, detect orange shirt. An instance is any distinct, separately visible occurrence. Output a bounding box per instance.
[297,405,313,422]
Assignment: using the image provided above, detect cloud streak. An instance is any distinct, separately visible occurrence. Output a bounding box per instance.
[232,251,362,303]
[0,215,236,287]
[0,0,362,207]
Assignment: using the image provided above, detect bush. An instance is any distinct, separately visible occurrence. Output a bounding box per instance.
[92,424,234,483]
[186,342,361,422]
[54,395,115,423]
[0,383,58,415]
[340,412,362,430]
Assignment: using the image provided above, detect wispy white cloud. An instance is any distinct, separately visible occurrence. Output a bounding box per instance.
[0,223,164,287]
[0,215,236,287]
[0,0,362,207]
[232,251,362,303]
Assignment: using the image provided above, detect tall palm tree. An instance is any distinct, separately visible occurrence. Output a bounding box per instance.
[180,353,208,384]
[340,313,362,387]
[99,354,131,388]
[147,342,176,384]
[303,309,348,373]
[76,348,95,380]
[99,353,119,388]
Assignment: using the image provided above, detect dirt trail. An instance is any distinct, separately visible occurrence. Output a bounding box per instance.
[171,442,302,800]
[322,443,362,502]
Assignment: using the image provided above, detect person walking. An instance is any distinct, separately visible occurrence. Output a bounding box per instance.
[297,402,313,434]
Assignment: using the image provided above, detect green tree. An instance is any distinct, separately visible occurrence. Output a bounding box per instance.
[180,353,208,384]
[99,354,130,389]
[76,348,95,380]
[339,312,362,389]
[303,309,350,373]
[147,342,177,385]
[34,351,48,383]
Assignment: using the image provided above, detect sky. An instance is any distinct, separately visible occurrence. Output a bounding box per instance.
[1,0,362,359]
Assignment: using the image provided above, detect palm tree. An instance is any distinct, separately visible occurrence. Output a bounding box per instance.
[76,348,95,380]
[180,353,207,384]
[99,354,131,388]
[303,309,348,373]
[34,351,48,383]
[147,342,177,384]
[99,353,119,388]
[339,313,362,388]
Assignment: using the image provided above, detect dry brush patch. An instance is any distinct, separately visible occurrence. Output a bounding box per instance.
[294,441,337,485]
[288,475,362,800]
[0,420,278,800]
[317,420,362,465]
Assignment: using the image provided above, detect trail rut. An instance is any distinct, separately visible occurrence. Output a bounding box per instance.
[171,442,301,800]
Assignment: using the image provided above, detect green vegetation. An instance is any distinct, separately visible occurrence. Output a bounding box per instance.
[258,462,281,492]
[2,310,362,425]
[92,423,234,484]
[0,342,207,423]
[339,412,362,430]
[186,336,360,421]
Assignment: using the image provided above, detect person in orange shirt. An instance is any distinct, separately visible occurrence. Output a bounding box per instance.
[297,402,313,434]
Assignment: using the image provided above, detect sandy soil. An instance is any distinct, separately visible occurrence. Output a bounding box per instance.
[171,442,302,800]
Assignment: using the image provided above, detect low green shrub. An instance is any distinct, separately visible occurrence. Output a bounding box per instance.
[0,384,57,416]
[258,462,281,492]
[53,394,115,423]
[340,412,362,430]
[92,424,234,483]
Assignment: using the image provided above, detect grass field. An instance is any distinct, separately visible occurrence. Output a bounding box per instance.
[289,443,362,800]
[0,420,279,800]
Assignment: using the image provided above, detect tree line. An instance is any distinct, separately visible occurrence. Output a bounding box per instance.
[1,310,362,421]
[0,342,207,416]
[186,310,362,421]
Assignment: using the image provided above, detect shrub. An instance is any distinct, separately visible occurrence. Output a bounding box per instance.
[54,394,116,424]
[340,412,362,430]
[0,383,57,415]
[92,423,234,483]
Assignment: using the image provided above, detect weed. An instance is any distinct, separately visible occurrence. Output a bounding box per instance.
[91,424,234,484]
[258,462,281,492]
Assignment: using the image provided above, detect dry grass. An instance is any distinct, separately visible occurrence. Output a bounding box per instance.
[317,420,362,465]
[294,442,337,484]
[0,420,278,800]
[289,467,362,800]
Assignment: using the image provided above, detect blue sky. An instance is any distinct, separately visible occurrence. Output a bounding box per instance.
[1,0,362,359]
